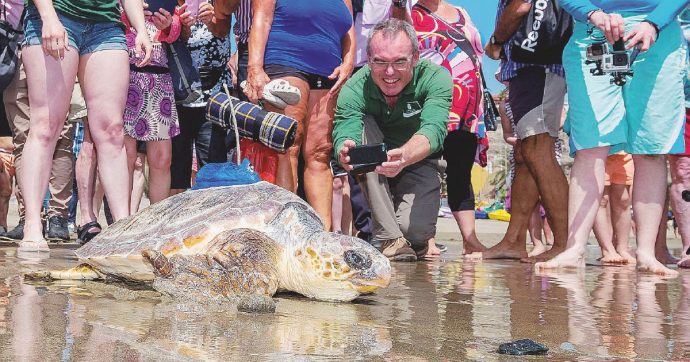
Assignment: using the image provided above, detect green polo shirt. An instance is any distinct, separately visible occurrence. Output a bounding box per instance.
[28,0,121,24]
[333,59,452,159]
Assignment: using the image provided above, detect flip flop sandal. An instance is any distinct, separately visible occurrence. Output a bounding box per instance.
[77,221,102,246]
[17,239,50,252]
[264,79,301,106]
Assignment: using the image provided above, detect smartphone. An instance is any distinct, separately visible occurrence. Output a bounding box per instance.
[145,0,177,14]
[348,143,388,165]
[185,0,201,17]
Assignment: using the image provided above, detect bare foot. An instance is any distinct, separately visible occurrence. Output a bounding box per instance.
[534,247,586,271]
[521,243,566,263]
[424,239,442,259]
[527,242,547,257]
[616,249,637,265]
[656,249,680,265]
[637,252,680,277]
[463,240,488,255]
[597,250,628,265]
[465,240,527,260]
[678,255,690,269]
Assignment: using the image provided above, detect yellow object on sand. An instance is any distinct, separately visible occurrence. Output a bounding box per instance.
[488,209,511,222]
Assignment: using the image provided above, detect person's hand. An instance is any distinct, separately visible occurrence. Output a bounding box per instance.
[244,66,271,103]
[375,148,405,178]
[327,61,354,95]
[624,21,657,51]
[484,42,502,60]
[41,17,69,60]
[338,139,356,172]
[504,135,518,147]
[197,1,214,25]
[178,4,194,28]
[133,30,153,67]
[151,8,173,30]
[589,11,625,44]
[143,2,152,17]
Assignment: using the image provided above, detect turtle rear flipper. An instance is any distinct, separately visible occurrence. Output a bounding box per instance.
[25,264,104,281]
[143,229,281,312]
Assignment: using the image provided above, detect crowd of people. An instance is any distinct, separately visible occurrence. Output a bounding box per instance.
[0,0,689,278]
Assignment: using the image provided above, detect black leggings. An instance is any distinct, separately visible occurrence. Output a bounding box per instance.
[443,129,478,212]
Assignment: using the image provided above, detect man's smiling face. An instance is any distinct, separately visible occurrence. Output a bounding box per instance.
[368,31,418,99]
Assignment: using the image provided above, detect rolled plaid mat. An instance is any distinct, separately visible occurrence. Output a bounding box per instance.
[206,92,298,153]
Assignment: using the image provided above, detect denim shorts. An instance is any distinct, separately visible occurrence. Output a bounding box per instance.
[23,5,127,56]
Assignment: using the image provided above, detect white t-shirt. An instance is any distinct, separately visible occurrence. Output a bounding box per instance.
[354,0,414,67]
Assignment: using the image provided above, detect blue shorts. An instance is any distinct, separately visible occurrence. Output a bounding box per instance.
[563,15,686,155]
[22,5,127,56]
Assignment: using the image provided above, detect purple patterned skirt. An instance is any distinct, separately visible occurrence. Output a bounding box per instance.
[124,71,180,141]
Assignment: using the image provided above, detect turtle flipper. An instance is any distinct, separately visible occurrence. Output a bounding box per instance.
[143,229,281,312]
[25,264,104,281]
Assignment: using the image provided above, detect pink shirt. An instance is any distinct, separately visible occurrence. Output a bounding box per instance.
[1,0,24,30]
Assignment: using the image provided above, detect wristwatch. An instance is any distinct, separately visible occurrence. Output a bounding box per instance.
[490,35,504,46]
[392,0,406,9]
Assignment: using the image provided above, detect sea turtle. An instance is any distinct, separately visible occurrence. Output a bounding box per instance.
[27,182,391,311]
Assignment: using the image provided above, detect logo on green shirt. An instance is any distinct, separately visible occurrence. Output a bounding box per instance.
[403,101,422,118]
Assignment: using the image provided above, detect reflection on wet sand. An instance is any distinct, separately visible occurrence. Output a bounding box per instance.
[1,245,690,360]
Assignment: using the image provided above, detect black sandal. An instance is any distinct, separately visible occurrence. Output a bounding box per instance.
[77,221,102,245]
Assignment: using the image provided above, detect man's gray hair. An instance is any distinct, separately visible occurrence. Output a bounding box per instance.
[366,19,419,58]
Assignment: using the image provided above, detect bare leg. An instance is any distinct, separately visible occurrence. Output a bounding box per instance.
[668,155,690,268]
[78,50,131,222]
[543,216,554,246]
[145,140,171,204]
[76,121,97,225]
[592,186,626,264]
[331,175,344,233]
[535,146,609,270]
[520,133,569,262]
[269,77,308,194]
[453,210,487,254]
[340,178,352,234]
[610,183,635,264]
[527,204,546,257]
[130,152,146,213]
[632,155,678,277]
[20,45,79,244]
[302,89,336,230]
[466,142,536,260]
[425,237,442,258]
[654,189,679,265]
[0,143,13,229]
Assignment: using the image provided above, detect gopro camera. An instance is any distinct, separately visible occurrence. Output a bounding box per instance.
[347,143,388,175]
[586,42,631,73]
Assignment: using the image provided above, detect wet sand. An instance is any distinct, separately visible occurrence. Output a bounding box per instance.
[0,216,689,361]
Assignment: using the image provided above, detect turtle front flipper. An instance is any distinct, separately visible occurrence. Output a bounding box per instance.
[25,264,105,281]
[142,229,281,313]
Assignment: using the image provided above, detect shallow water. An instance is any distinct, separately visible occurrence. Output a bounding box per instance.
[0,244,689,361]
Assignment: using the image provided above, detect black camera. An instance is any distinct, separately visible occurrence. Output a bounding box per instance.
[347,143,388,175]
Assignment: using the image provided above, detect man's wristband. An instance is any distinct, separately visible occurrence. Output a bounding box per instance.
[642,19,660,35]
[392,0,406,9]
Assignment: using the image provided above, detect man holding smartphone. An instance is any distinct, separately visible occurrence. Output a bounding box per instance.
[333,18,452,262]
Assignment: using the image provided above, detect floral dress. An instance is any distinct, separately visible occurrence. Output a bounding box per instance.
[412,5,489,165]
[123,16,181,141]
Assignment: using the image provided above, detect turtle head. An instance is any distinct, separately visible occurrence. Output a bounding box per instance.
[289,232,391,302]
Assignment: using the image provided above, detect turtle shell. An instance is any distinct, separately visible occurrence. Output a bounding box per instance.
[76,182,319,280]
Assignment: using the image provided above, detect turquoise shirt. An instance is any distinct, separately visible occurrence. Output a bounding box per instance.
[560,0,690,29]
[681,7,690,107]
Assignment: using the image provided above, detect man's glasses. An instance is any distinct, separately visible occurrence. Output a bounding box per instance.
[369,58,411,71]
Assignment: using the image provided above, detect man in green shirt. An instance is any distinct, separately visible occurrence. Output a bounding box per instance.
[333,18,452,262]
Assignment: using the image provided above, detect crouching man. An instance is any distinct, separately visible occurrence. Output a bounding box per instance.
[333,18,452,262]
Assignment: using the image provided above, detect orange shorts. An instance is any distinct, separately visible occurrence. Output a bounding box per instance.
[0,152,15,178]
[605,152,634,186]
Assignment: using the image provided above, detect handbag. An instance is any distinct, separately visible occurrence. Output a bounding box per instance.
[166,39,204,104]
[416,5,498,131]
[0,4,23,92]
[510,0,573,65]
